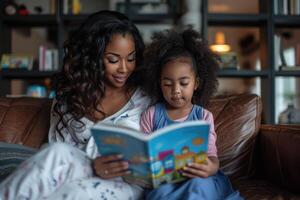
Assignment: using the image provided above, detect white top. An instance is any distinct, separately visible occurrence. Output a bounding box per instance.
[48,88,151,159]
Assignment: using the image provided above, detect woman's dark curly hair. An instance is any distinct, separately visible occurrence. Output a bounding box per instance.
[143,29,219,107]
[52,10,145,143]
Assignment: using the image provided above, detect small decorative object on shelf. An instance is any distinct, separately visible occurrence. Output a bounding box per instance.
[180,0,202,32]
[278,104,300,124]
[210,32,238,70]
[34,6,43,14]
[218,52,238,70]
[3,0,18,15]
[18,4,29,15]
[48,90,56,98]
[117,1,168,15]
[26,85,47,98]
[277,32,300,71]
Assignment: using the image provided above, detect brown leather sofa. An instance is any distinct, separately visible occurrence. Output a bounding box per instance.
[0,94,299,199]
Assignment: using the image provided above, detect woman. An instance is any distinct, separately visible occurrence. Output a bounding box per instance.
[0,10,150,200]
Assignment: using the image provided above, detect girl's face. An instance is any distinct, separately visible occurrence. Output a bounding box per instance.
[160,57,198,109]
[103,33,136,89]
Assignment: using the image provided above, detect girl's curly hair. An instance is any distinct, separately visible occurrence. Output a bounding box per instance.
[52,10,145,143]
[143,29,219,107]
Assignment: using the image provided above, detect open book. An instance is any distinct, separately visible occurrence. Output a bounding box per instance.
[91,121,210,188]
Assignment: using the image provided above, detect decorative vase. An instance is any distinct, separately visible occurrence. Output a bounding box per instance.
[278,104,300,124]
[180,0,202,32]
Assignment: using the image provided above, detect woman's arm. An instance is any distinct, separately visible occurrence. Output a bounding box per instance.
[93,154,131,179]
[92,89,152,178]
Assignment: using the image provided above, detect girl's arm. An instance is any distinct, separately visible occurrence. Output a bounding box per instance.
[181,109,220,178]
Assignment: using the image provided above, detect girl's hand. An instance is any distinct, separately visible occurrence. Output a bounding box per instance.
[182,156,219,178]
[93,154,131,179]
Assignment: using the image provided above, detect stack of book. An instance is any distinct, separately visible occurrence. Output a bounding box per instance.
[274,0,300,15]
[38,46,59,71]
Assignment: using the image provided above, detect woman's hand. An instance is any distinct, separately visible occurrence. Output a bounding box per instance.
[182,156,219,178]
[93,154,131,179]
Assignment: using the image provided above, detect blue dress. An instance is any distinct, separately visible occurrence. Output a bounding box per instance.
[145,103,243,200]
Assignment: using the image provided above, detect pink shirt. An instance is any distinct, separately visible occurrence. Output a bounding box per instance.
[140,106,218,157]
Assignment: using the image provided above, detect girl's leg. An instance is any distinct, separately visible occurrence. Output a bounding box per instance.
[0,142,93,200]
[43,178,144,200]
[146,171,243,200]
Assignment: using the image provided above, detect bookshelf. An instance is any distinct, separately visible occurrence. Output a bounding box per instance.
[0,0,179,97]
[1,0,299,124]
[203,0,300,124]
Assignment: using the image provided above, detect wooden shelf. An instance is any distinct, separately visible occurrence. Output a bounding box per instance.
[207,14,268,26]
[62,14,89,23]
[0,69,57,79]
[2,15,57,26]
[62,14,176,24]
[275,71,300,77]
[130,14,176,23]
[274,15,300,27]
[217,70,269,77]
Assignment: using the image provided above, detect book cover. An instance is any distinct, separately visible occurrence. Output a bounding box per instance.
[91,121,210,188]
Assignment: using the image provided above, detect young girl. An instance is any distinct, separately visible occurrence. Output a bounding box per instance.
[140,29,243,200]
[0,11,150,200]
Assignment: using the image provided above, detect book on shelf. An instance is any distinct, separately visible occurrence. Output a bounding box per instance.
[289,0,300,15]
[276,0,300,15]
[50,0,56,14]
[279,65,300,71]
[91,121,210,188]
[39,46,58,71]
[63,0,82,14]
[0,54,33,70]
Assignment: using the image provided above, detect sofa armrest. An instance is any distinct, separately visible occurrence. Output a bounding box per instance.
[258,124,300,193]
[0,97,52,148]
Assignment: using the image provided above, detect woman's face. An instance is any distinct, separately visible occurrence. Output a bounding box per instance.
[103,33,136,89]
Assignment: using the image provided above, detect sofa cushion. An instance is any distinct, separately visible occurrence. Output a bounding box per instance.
[232,179,297,200]
[0,97,52,148]
[0,142,37,182]
[207,94,262,180]
[259,125,300,194]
